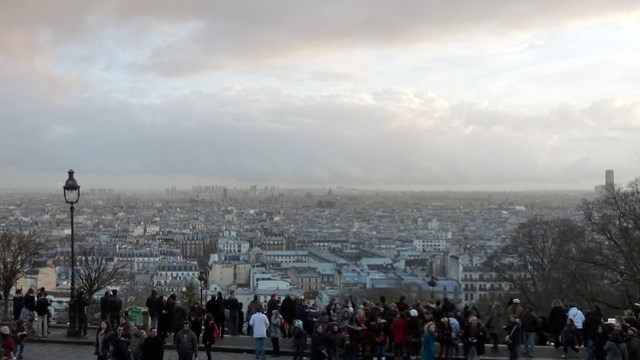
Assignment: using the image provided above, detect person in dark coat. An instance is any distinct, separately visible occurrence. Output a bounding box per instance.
[172,302,189,343]
[13,289,24,321]
[100,291,111,322]
[110,289,123,331]
[310,324,327,360]
[462,315,487,360]
[158,295,170,338]
[142,327,165,360]
[146,290,159,330]
[225,291,240,336]
[202,313,217,360]
[212,292,226,339]
[267,294,280,321]
[111,332,132,360]
[548,299,567,349]
[77,290,91,338]
[505,315,521,360]
[584,305,604,360]
[280,295,296,326]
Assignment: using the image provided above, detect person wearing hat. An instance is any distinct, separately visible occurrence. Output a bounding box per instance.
[504,299,523,327]
[291,320,307,360]
[1,326,15,360]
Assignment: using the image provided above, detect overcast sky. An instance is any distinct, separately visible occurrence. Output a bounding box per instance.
[2,1,640,191]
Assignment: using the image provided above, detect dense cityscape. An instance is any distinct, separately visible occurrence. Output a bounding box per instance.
[1,176,604,313]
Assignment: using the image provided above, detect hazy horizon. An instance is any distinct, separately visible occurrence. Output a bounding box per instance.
[2,1,640,191]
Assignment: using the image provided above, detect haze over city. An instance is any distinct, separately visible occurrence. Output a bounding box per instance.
[2,1,640,191]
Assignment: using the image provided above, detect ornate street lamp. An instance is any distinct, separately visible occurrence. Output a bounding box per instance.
[63,169,80,336]
[428,276,438,299]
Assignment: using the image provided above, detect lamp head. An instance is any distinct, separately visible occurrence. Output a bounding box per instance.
[63,169,81,204]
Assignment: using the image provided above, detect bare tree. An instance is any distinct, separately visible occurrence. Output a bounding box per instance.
[485,217,592,310]
[76,243,127,301]
[581,179,640,308]
[0,231,42,320]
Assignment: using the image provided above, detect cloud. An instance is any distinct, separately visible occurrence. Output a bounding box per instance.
[2,1,640,190]
[3,0,640,77]
[1,82,638,189]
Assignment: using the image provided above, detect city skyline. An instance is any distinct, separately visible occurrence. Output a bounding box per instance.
[2,1,640,191]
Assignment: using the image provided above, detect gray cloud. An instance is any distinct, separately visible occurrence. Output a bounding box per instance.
[2,1,640,190]
[1,83,638,189]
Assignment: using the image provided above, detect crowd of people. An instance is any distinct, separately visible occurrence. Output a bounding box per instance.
[3,287,57,360]
[9,287,640,360]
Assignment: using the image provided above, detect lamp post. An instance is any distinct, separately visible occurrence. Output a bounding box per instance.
[198,272,207,305]
[63,169,80,337]
[428,276,438,299]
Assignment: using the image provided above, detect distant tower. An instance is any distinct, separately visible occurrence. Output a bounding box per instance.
[605,169,614,191]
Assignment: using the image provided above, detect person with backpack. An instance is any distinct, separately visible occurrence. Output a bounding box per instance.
[202,313,218,360]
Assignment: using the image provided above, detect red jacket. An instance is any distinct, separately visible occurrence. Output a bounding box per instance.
[391,317,408,344]
[1,335,15,359]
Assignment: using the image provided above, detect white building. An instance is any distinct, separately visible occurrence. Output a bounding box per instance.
[217,238,250,254]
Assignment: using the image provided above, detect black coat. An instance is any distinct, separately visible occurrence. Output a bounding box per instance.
[142,335,165,359]
[548,306,567,334]
[146,294,159,317]
[462,323,487,355]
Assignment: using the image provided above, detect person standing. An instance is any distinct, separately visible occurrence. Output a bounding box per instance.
[1,326,16,360]
[521,307,539,358]
[210,292,226,339]
[100,291,111,322]
[130,325,147,360]
[247,295,261,336]
[142,328,165,360]
[505,315,521,360]
[175,321,199,360]
[267,294,279,320]
[270,310,283,357]
[548,299,567,349]
[35,292,50,337]
[462,315,486,360]
[567,305,585,347]
[202,313,217,360]
[146,290,160,330]
[12,316,29,360]
[280,295,295,327]
[485,302,503,352]
[249,304,270,360]
[421,322,437,360]
[95,321,112,360]
[13,289,25,321]
[226,291,241,336]
[291,320,307,360]
[77,290,91,338]
[23,288,36,323]
[110,289,123,331]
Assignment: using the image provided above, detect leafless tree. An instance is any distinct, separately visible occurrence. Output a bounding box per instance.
[0,231,43,320]
[581,178,640,308]
[76,243,127,301]
[485,217,592,310]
